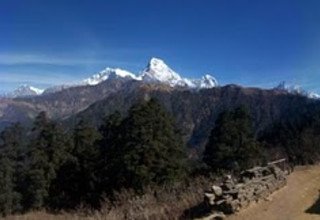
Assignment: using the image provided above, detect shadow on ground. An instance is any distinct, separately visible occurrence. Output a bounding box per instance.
[180,202,211,220]
[305,193,320,215]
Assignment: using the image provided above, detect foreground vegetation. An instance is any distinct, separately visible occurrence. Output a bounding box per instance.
[0,98,320,218]
[6,177,213,219]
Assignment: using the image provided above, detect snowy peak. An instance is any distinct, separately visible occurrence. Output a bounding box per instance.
[3,57,220,98]
[275,81,305,95]
[43,85,72,94]
[139,57,219,89]
[141,58,183,86]
[308,92,320,99]
[7,85,44,98]
[198,74,219,88]
[81,58,219,89]
[183,74,218,89]
[44,68,139,94]
[274,81,320,99]
[83,67,139,86]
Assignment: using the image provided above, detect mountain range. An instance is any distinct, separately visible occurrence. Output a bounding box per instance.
[0,57,319,152]
[3,58,318,100]
[4,58,219,98]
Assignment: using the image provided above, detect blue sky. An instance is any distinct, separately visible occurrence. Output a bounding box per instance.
[1,0,320,93]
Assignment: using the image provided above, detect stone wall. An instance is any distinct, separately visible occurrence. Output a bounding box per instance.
[204,165,287,215]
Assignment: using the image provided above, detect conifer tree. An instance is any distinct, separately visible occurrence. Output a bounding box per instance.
[203,106,262,172]
[115,99,187,190]
[97,111,123,194]
[23,112,68,210]
[0,124,23,215]
[52,119,101,209]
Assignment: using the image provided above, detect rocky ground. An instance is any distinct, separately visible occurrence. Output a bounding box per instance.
[227,165,320,220]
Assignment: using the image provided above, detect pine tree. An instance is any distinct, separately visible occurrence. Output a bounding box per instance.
[51,119,101,209]
[114,99,187,190]
[97,111,123,194]
[47,130,73,209]
[203,106,262,172]
[0,124,23,216]
[263,114,320,165]
[23,112,68,210]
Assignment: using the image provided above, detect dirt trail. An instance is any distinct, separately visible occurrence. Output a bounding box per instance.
[227,166,320,220]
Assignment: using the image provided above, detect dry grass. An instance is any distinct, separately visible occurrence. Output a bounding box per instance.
[3,176,216,220]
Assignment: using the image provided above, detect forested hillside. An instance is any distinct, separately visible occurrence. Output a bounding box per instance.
[1,96,320,217]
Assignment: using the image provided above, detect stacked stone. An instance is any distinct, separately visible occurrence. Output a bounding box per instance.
[204,165,287,215]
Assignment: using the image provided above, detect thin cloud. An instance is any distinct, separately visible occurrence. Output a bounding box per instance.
[0,53,137,67]
[0,72,78,85]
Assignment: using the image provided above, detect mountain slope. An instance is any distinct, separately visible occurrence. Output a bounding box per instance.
[0,78,136,128]
[1,78,319,154]
[70,84,317,151]
[1,58,319,151]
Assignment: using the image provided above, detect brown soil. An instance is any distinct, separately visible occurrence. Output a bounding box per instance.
[227,165,320,220]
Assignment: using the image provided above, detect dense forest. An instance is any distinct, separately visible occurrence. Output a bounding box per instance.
[0,98,320,216]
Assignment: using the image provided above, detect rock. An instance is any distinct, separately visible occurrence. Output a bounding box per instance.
[203,164,288,216]
[204,193,216,205]
[194,211,226,220]
[212,185,223,196]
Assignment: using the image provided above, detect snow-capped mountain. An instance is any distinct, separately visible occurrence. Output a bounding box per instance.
[5,57,219,98]
[274,81,302,94]
[82,67,140,86]
[275,81,320,99]
[308,92,320,99]
[43,68,140,94]
[140,58,183,86]
[6,85,44,98]
[80,57,218,89]
[139,57,218,88]
[190,74,219,89]
[43,85,73,94]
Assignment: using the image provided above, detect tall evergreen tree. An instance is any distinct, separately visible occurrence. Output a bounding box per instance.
[262,112,320,165]
[113,99,187,190]
[0,124,24,216]
[97,111,123,194]
[51,119,101,209]
[23,112,68,210]
[203,106,262,172]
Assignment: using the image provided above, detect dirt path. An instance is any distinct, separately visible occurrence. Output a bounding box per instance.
[227,166,320,220]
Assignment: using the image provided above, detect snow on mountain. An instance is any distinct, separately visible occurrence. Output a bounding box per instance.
[42,68,138,94]
[6,85,44,98]
[308,92,320,99]
[140,58,183,86]
[190,74,219,89]
[274,81,320,99]
[139,57,218,88]
[82,67,139,86]
[29,86,44,95]
[274,81,302,93]
[80,57,218,89]
[4,58,219,98]
[43,85,73,94]
[201,74,219,88]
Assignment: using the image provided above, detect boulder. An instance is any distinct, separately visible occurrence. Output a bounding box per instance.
[212,185,223,196]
